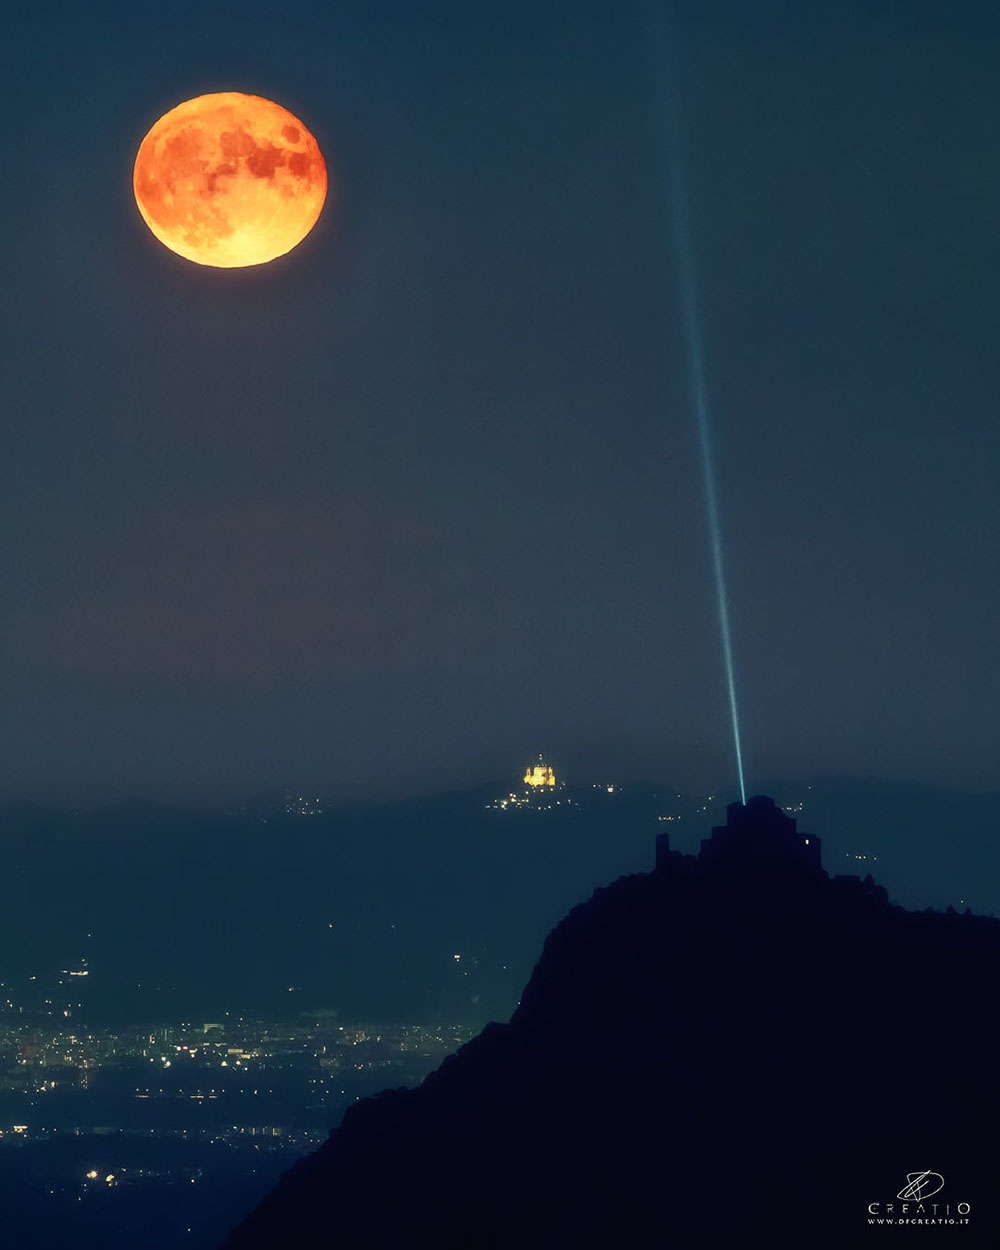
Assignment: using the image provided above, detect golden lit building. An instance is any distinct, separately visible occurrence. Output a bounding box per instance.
[523,754,556,788]
[485,753,571,811]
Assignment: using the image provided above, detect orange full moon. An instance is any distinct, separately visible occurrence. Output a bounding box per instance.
[133,92,328,268]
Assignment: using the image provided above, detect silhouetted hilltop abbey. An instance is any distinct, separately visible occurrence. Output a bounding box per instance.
[222,797,998,1249]
[687,791,823,870]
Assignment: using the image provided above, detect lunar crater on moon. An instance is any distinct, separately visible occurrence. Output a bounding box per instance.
[134,93,328,268]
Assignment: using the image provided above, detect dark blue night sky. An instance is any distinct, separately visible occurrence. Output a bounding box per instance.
[3,0,998,804]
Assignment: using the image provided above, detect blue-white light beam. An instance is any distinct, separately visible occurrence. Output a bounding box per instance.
[654,36,747,804]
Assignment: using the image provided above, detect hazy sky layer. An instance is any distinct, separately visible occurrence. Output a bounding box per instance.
[2,1,997,803]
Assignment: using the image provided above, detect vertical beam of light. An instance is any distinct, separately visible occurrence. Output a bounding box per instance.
[652,26,747,804]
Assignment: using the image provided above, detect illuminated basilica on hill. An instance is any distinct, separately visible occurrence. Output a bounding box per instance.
[487,755,569,811]
[523,754,556,788]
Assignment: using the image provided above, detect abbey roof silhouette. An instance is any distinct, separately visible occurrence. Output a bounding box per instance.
[658,792,823,873]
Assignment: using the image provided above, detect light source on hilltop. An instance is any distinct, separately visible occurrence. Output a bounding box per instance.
[486,754,572,811]
[523,755,557,788]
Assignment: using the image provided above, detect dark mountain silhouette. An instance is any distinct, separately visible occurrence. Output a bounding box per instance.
[220,796,998,1249]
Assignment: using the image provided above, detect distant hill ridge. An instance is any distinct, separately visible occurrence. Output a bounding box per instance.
[220,796,999,1249]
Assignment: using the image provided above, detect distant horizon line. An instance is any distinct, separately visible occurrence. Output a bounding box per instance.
[0,770,997,814]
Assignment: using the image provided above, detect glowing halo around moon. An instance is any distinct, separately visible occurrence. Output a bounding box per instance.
[133,92,328,268]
